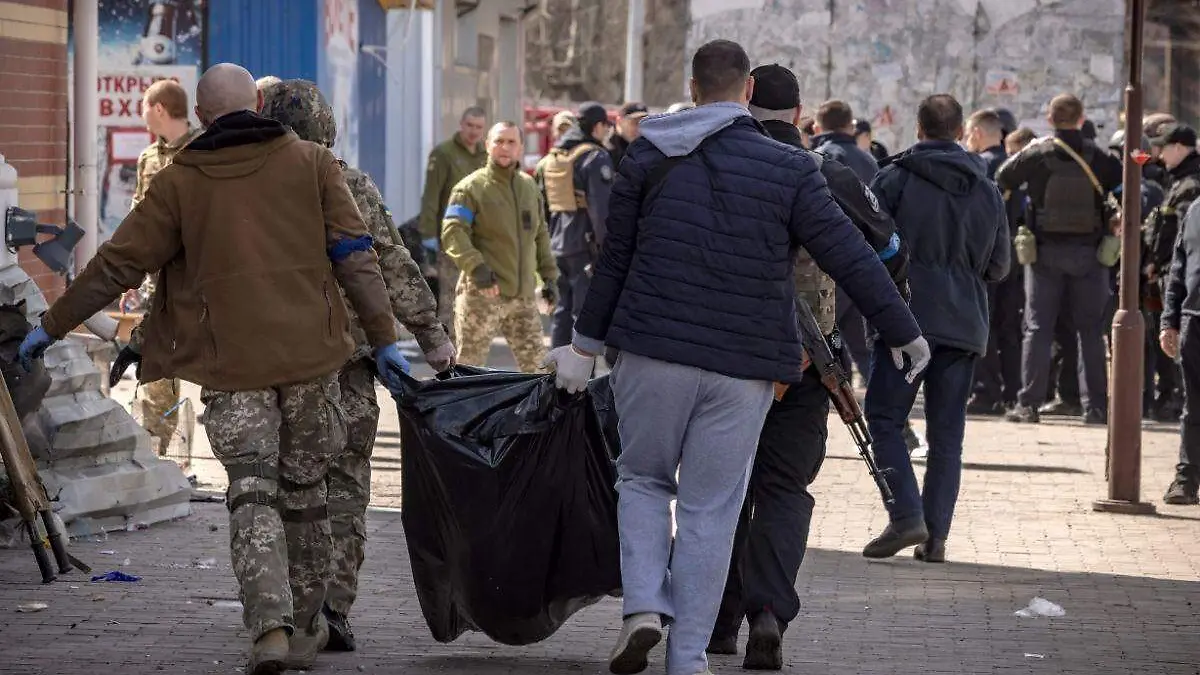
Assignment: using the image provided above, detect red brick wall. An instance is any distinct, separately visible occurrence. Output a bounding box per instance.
[0,0,69,303]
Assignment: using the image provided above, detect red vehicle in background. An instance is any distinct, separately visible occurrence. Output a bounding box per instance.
[523,103,620,174]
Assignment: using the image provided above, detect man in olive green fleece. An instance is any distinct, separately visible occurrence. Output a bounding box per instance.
[442,121,558,373]
[419,107,488,340]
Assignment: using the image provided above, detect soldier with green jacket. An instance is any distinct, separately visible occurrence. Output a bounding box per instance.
[419,107,488,339]
[442,121,558,373]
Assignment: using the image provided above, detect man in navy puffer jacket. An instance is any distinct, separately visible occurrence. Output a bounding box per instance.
[544,40,928,675]
[863,94,1010,564]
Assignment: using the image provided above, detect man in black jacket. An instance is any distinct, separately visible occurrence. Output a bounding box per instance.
[964,108,1021,415]
[864,94,1010,563]
[609,101,648,168]
[1155,124,1200,505]
[813,100,880,387]
[1161,201,1200,505]
[997,94,1122,425]
[709,63,910,670]
[543,40,929,675]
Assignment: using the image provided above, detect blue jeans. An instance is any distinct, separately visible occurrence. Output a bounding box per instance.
[865,341,977,540]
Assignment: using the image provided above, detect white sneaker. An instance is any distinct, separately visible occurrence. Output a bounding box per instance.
[608,612,663,674]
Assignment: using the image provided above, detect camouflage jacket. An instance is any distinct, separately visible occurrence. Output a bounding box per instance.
[794,249,836,336]
[341,164,448,361]
[131,125,203,208]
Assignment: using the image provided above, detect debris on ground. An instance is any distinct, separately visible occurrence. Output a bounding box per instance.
[90,571,140,583]
[16,602,48,612]
[1015,597,1065,618]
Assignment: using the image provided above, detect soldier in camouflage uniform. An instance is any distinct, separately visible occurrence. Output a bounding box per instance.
[259,79,454,651]
[442,122,558,373]
[127,78,203,456]
[419,107,488,343]
[28,63,413,675]
[711,65,912,668]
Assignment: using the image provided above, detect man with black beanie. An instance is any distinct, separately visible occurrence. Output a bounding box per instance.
[709,63,911,671]
[535,101,616,348]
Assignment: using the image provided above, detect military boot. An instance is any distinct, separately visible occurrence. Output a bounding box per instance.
[743,610,783,670]
[286,613,329,670]
[246,627,289,675]
[322,604,356,652]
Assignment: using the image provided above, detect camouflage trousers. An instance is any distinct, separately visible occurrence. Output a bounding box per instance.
[324,359,379,617]
[199,372,346,641]
[139,378,180,456]
[454,278,548,373]
[438,255,460,344]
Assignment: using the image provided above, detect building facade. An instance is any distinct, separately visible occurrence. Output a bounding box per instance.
[0,0,69,301]
[688,0,1198,151]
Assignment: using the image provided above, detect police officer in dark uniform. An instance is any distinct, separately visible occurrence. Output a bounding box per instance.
[997,94,1122,424]
[1145,124,1200,420]
[535,102,616,348]
[709,64,909,670]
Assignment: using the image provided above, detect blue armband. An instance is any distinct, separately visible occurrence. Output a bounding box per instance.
[328,235,374,262]
[878,232,900,261]
[444,204,474,224]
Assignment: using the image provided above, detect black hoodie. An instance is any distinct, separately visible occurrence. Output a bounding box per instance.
[188,110,287,151]
[871,140,1010,355]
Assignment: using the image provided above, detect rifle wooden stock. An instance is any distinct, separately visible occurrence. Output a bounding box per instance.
[0,376,47,521]
[0,375,74,579]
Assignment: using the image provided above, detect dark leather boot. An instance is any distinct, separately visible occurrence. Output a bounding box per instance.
[863,521,929,559]
[322,605,356,652]
[914,538,946,563]
[742,611,783,671]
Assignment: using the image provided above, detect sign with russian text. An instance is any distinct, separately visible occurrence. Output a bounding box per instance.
[97,67,198,126]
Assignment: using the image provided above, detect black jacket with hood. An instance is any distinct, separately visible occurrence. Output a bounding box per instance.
[811,130,879,184]
[870,140,1011,356]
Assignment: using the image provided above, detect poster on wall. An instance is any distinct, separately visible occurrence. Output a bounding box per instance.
[322,0,359,166]
[71,0,204,242]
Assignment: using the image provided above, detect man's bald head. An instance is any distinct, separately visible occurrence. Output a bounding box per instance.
[195,63,260,126]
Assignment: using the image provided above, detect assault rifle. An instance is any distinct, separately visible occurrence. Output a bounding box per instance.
[793,300,895,504]
[0,376,87,582]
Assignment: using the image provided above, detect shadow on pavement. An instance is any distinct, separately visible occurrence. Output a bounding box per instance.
[0,504,1197,674]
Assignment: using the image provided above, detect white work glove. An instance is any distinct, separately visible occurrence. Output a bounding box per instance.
[542,344,596,394]
[424,341,457,373]
[891,336,932,384]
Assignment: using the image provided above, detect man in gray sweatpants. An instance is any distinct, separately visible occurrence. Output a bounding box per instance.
[545,40,927,675]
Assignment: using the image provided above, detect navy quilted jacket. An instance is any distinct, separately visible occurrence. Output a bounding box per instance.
[572,104,920,383]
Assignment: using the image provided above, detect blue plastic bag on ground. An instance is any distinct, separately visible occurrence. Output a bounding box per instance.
[394,365,620,645]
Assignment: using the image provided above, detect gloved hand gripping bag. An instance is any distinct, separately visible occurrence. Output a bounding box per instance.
[394,365,621,645]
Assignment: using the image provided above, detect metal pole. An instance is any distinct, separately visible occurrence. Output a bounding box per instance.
[1094,0,1155,515]
[623,0,644,103]
[73,0,99,273]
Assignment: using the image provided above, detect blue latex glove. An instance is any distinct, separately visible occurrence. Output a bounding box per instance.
[422,237,438,253]
[18,326,54,372]
[373,342,412,393]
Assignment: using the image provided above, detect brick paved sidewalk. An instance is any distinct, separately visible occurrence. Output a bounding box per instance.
[3,342,1198,674]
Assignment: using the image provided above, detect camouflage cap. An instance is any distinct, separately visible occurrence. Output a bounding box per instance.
[259,78,337,147]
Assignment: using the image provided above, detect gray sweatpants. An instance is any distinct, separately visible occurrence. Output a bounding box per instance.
[610,352,774,675]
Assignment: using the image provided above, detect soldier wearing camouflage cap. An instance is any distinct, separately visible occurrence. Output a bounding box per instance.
[259,78,454,651]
